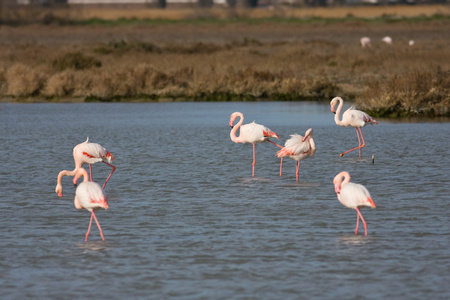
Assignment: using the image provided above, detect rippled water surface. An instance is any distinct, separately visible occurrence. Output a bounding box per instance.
[1,102,449,299]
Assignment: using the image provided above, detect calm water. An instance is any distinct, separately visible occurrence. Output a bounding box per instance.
[1,102,449,299]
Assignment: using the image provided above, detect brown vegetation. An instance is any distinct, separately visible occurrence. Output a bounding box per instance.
[0,5,449,117]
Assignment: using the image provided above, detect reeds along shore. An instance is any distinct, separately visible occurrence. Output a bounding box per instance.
[0,14,449,117]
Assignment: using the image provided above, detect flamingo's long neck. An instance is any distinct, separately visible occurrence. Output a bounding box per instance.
[334,98,346,126]
[74,168,89,183]
[334,171,351,194]
[57,170,76,186]
[230,113,244,143]
[340,172,351,187]
[55,169,77,196]
[73,168,89,210]
[309,137,316,157]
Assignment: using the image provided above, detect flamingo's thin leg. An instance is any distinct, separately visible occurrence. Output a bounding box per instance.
[359,127,366,150]
[102,162,116,189]
[267,140,283,148]
[267,140,284,176]
[85,213,94,241]
[356,128,362,157]
[340,128,366,157]
[91,211,105,241]
[279,158,283,176]
[355,207,368,236]
[252,143,256,177]
[296,161,300,182]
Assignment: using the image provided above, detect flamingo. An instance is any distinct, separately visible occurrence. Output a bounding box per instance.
[360,37,371,48]
[330,97,378,157]
[55,137,115,196]
[382,36,392,45]
[333,171,376,236]
[229,112,282,177]
[73,168,109,242]
[276,128,316,182]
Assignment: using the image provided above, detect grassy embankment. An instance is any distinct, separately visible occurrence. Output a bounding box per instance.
[0,5,449,117]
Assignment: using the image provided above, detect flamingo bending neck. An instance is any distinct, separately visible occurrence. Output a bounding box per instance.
[74,168,89,184]
[229,112,245,143]
[55,169,76,197]
[333,171,351,194]
[331,97,347,126]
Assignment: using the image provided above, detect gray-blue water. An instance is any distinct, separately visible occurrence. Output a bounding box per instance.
[1,102,449,299]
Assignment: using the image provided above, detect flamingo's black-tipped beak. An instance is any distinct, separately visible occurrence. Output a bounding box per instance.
[230,125,234,128]
[331,105,336,114]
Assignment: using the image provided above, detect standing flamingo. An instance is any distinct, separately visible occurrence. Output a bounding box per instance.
[333,171,376,236]
[229,112,281,177]
[360,37,372,48]
[382,36,393,45]
[73,168,109,242]
[55,138,115,196]
[330,97,378,157]
[276,128,316,182]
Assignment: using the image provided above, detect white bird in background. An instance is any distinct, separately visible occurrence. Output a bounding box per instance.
[276,128,316,182]
[73,168,109,242]
[229,111,281,177]
[382,36,392,45]
[360,37,372,48]
[330,97,378,157]
[409,40,415,46]
[333,171,376,236]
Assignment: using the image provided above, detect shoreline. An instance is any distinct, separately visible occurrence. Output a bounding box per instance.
[0,6,449,118]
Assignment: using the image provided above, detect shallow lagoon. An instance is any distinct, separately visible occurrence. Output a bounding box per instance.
[1,102,449,299]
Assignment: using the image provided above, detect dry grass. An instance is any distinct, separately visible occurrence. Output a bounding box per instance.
[0,5,449,116]
[360,67,450,117]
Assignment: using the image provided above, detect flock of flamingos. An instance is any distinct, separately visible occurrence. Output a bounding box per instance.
[55,96,378,242]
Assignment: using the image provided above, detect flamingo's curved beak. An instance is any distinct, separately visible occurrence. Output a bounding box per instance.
[331,105,336,114]
[105,151,115,163]
[334,184,341,194]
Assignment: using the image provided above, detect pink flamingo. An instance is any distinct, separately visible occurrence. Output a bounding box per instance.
[276,128,316,182]
[229,112,282,177]
[330,97,378,157]
[55,138,115,196]
[360,37,372,48]
[73,168,109,242]
[333,171,376,236]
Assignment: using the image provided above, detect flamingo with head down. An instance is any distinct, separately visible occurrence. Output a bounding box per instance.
[229,112,282,177]
[276,128,316,182]
[330,97,378,157]
[73,168,109,242]
[333,171,376,236]
[56,138,115,197]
